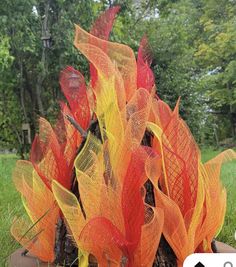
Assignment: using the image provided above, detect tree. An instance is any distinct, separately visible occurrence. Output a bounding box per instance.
[195,0,236,140]
[0,0,98,157]
[144,0,205,141]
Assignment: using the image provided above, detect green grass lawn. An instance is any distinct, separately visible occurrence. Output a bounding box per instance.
[0,154,24,266]
[0,149,235,266]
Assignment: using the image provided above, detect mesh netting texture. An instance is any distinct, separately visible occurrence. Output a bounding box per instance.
[11,6,236,267]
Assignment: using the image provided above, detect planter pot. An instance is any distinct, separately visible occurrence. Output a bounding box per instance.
[9,242,236,267]
[214,241,236,253]
[8,248,97,267]
[9,248,56,267]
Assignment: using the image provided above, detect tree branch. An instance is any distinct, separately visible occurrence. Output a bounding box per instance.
[65,115,87,138]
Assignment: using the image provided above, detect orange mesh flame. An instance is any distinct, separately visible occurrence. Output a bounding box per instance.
[195,149,236,252]
[148,101,235,266]
[11,161,59,262]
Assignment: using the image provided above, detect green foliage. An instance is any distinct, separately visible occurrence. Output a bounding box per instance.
[0,0,98,156]
[0,36,14,71]
[0,78,22,150]
[195,0,236,139]
[145,0,205,141]
[0,0,235,153]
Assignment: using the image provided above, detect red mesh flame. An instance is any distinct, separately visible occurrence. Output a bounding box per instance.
[121,147,149,265]
[30,114,78,190]
[160,102,199,216]
[59,66,91,130]
[137,36,155,92]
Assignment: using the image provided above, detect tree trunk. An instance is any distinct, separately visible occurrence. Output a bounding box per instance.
[228,82,235,138]
[35,0,51,117]
[23,65,37,140]
[230,111,236,138]
[36,47,46,116]
[19,60,28,122]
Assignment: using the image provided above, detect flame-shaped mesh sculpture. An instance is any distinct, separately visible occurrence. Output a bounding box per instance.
[11,6,236,267]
